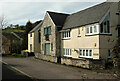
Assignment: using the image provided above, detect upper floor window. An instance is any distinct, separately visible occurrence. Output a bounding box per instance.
[44,26,51,35]
[100,12,110,34]
[30,44,32,52]
[100,20,110,34]
[30,33,32,37]
[86,24,98,35]
[62,31,71,39]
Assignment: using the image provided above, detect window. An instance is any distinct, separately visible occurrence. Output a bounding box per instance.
[78,28,80,36]
[63,48,72,57]
[51,43,53,51]
[30,33,32,37]
[30,44,32,52]
[79,49,92,58]
[44,26,51,35]
[100,13,110,34]
[86,24,98,35]
[62,31,71,39]
[100,21,110,34]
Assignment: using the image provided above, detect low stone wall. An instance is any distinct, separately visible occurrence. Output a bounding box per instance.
[61,57,90,68]
[35,53,57,63]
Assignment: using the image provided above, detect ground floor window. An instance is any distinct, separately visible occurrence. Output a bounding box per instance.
[79,49,92,58]
[63,48,72,57]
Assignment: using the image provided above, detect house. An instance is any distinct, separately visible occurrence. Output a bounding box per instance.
[28,21,42,56]
[2,32,24,54]
[38,11,69,63]
[31,2,120,68]
[60,2,120,68]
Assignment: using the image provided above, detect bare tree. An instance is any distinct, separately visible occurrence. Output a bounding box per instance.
[0,15,7,55]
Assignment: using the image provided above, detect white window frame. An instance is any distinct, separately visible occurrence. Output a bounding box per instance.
[63,48,72,57]
[79,49,93,58]
[86,24,99,35]
[62,31,71,39]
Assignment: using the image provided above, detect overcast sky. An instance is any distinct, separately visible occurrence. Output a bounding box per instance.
[0,0,107,27]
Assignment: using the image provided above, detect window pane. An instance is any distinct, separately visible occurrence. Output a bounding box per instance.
[30,33,32,37]
[86,50,88,56]
[44,28,47,35]
[94,26,97,33]
[78,28,80,35]
[69,31,70,37]
[89,50,92,56]
[90,27,92,33]
[86,27,89,34]
[104,22,107,33]
[48,27,51,35]
[100,23,103,33]
[80,50,82,56]
[107,21,110,33]
[83,50,85,56]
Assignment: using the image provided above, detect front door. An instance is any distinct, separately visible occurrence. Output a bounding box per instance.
[45,43,50,55]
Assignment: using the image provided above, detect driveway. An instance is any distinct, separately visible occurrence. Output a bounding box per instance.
[2,57,117,79]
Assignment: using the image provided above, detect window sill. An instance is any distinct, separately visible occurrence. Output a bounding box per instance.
[85,33,112,36]
[79,56,92,59]
[62,37,71,40]
[64,55,72,57]
[77,35,81,37]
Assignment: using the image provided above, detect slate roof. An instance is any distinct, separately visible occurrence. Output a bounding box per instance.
[2,33,20,40]
[29,21,43,33]
[47,11,69,27]
[62,2,113,30]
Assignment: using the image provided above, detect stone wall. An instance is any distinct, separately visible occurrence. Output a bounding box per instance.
[35,53,57,63]
[61,57,90,68]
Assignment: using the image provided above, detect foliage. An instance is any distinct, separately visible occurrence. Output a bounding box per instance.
[2,29,25,33]
[4,54,26,58]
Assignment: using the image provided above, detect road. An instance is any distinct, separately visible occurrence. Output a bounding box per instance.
[2,57,118,80]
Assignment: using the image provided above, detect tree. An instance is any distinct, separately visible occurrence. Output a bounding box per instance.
[21,20,33,50]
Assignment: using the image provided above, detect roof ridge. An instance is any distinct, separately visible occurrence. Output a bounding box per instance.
[47,11,69,15]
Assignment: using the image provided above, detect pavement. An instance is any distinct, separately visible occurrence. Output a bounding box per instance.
[2,56,118,80]
[2,62,33,80]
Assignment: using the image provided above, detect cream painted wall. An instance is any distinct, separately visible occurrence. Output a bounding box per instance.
[28,33,34,52]
[62,23,100,59]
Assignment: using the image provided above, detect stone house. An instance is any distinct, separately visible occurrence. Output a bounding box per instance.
[36,11,69,63]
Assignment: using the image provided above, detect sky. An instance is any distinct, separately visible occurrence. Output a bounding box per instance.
[0,0,108,27]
